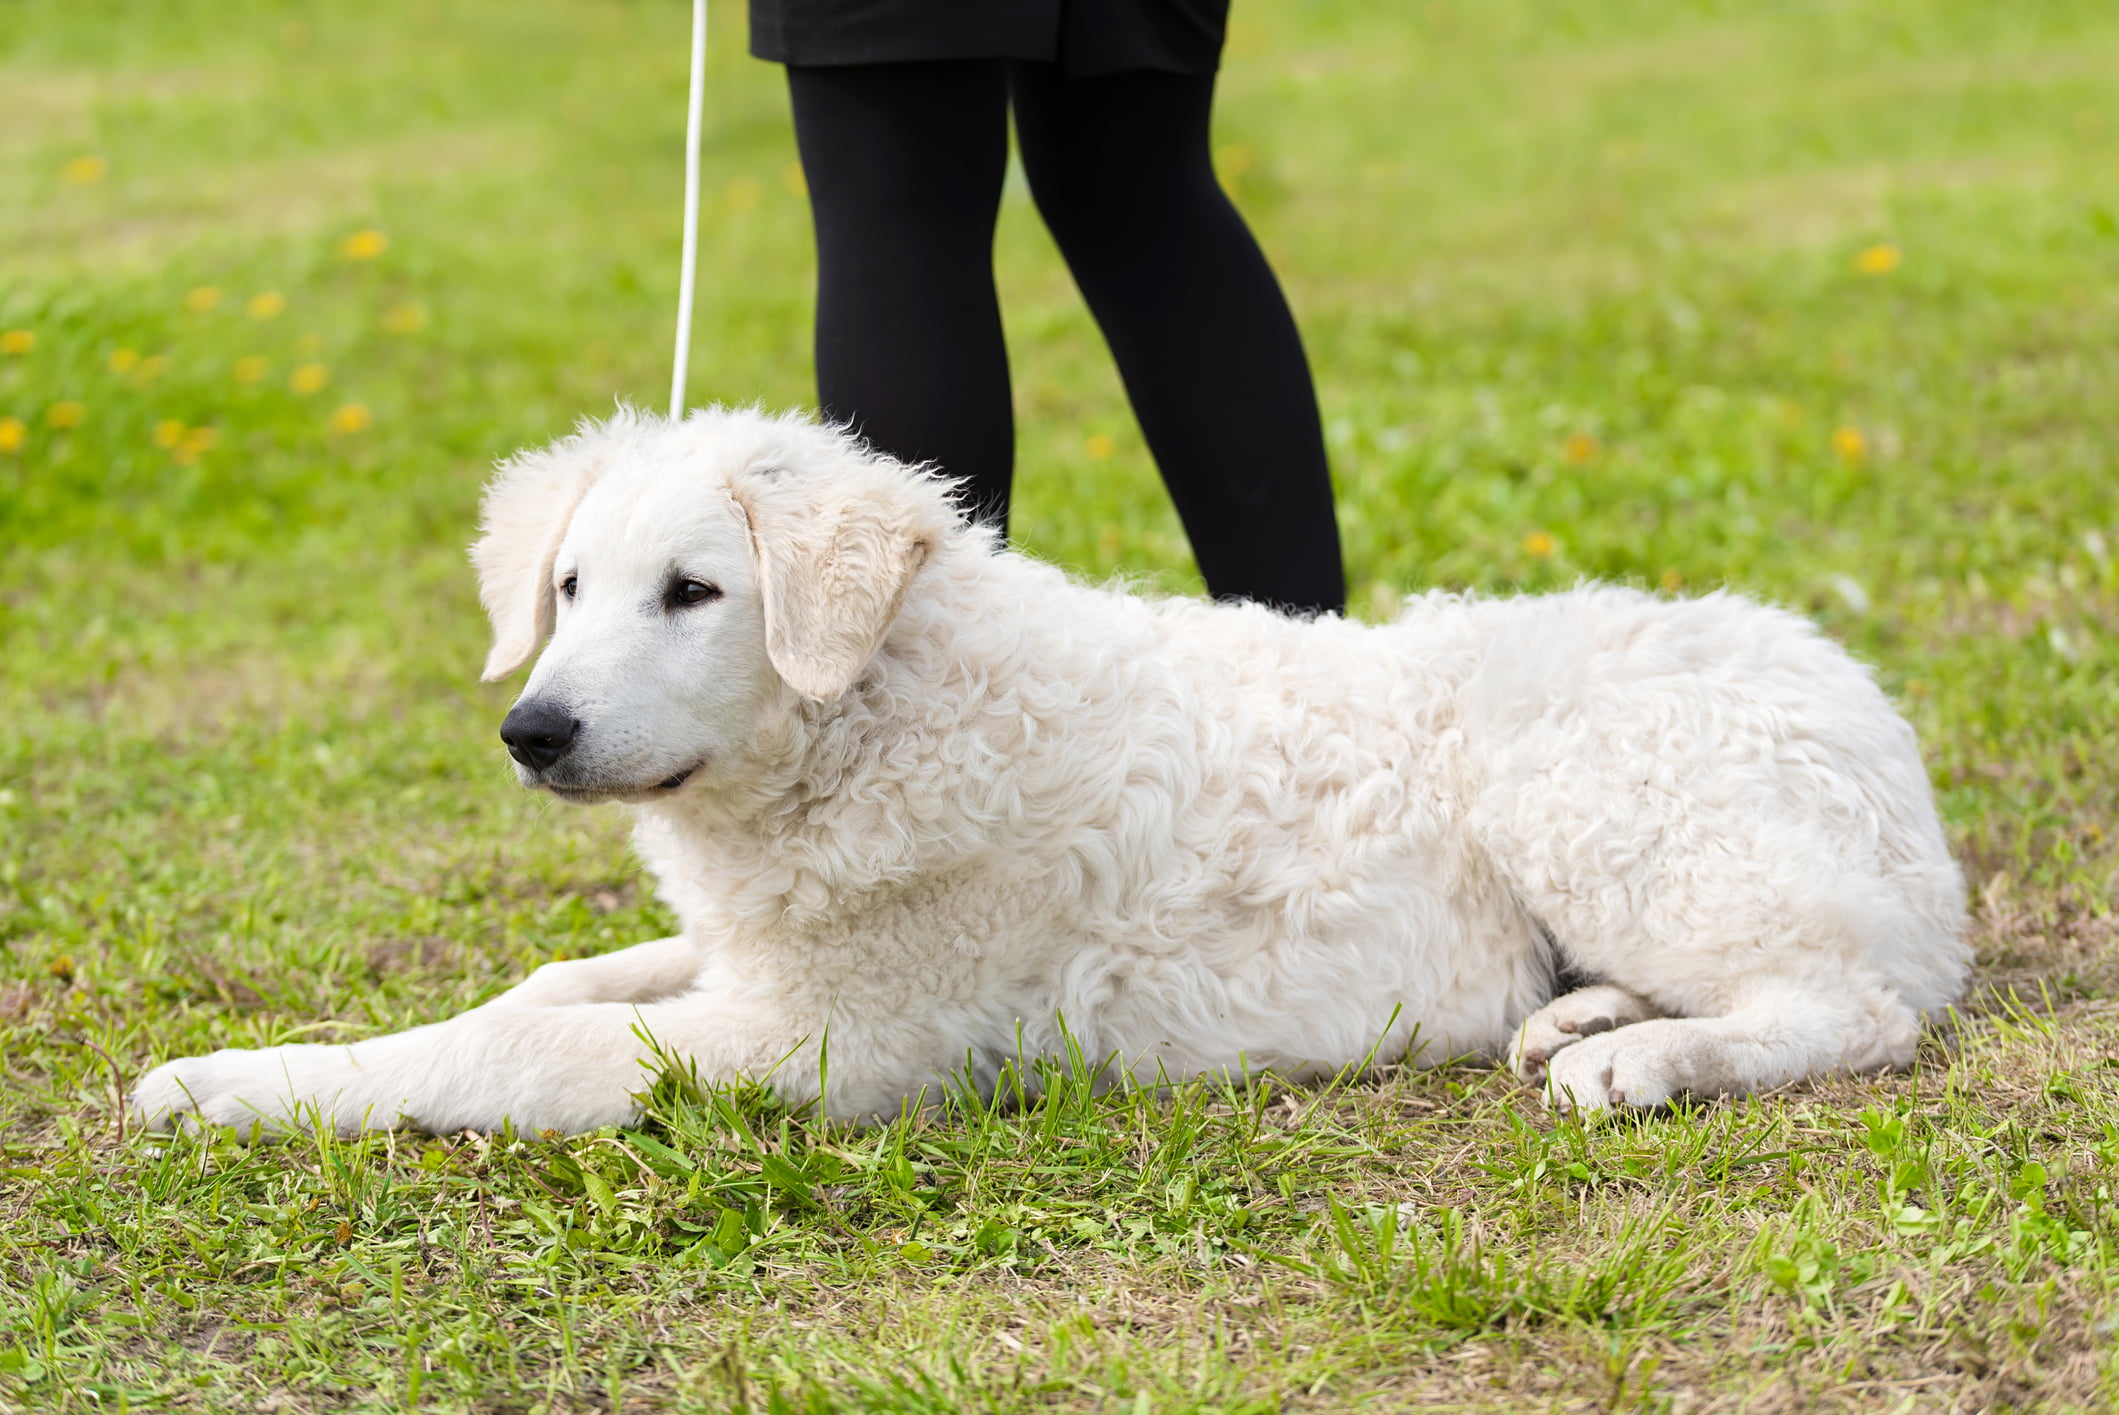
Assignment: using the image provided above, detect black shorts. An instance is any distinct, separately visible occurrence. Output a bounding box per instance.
[749,0,1230,77]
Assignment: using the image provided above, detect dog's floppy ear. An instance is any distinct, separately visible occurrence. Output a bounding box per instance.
[733,458,937,703]
[470,434,608,682]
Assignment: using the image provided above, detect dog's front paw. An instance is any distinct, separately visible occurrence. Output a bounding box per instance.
[489,957,598,1007]
[133,1045,370,1137]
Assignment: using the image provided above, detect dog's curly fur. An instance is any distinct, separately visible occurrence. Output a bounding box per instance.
[136,407,1969,1135]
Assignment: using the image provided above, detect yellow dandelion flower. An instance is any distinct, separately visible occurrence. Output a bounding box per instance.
[1217,143,1254,179]
[233,356,268,384]
[329,402,374,435]
[337,228,388,260]
[1832,426,1867,463]
[0,417,25,454]
[153,419,187,448]
[781,161,807,196]
[725,177,762,212]
[381,302,428,334]
[1659,567,1683,592]
[1562,432,1600,465]
[248,292,287,320]
[172,427,217,467]
[108,348,139,373]
[136,354,168,382]
[47,401,85,429]
[1085,433,1117,460]
[61,155,107,184]
[1853,244,1902,276]
[186,286,222,313]
[1522,530,1556,559]
[289,362,330,395]
[0,330,34,355]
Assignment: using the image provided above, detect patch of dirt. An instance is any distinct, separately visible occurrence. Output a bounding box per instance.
[364,935,464,979]
[1968,880,2119,1009]
[168,952,269,1011]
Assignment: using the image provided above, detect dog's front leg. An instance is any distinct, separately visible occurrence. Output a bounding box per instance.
[133,991,814,1138]
[490,935,704,1007]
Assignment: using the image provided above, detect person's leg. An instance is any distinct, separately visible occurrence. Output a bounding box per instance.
[1009,63,1344,614]
[786,61,1015,526]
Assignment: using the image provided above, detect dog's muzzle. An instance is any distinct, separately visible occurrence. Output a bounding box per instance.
[499,698,580,772]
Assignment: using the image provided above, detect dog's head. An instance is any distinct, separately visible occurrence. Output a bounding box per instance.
[471,407,956,805]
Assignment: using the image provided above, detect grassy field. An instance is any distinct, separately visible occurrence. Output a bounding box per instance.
[4,0,2117,1409]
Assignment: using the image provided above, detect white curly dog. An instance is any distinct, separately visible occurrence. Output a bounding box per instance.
[136,408,1969,1135]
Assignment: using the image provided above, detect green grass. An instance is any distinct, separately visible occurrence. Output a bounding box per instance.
[3,0,2117,1409]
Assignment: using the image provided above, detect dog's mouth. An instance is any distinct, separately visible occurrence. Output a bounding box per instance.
[543,762,701,805]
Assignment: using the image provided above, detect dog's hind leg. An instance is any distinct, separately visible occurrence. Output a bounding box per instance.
[1508,984,1661,1085]
[1538,978,1923,1115]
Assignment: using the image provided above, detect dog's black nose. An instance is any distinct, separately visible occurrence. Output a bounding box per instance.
[500,700,580,772]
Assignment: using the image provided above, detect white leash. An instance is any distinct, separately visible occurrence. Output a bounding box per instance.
[670,0,707,419]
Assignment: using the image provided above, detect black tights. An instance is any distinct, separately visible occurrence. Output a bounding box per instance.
[787,59,1345,615]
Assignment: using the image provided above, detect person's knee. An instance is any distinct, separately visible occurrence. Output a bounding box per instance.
[791,62,1008,227]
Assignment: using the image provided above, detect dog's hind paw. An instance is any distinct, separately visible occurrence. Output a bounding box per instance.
[1508,983,1661,1085]
[1539,1017,1732,1116]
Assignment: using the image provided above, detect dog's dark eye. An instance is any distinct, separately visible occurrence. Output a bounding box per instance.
[668,579,721,609]
[560,575,578,601]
